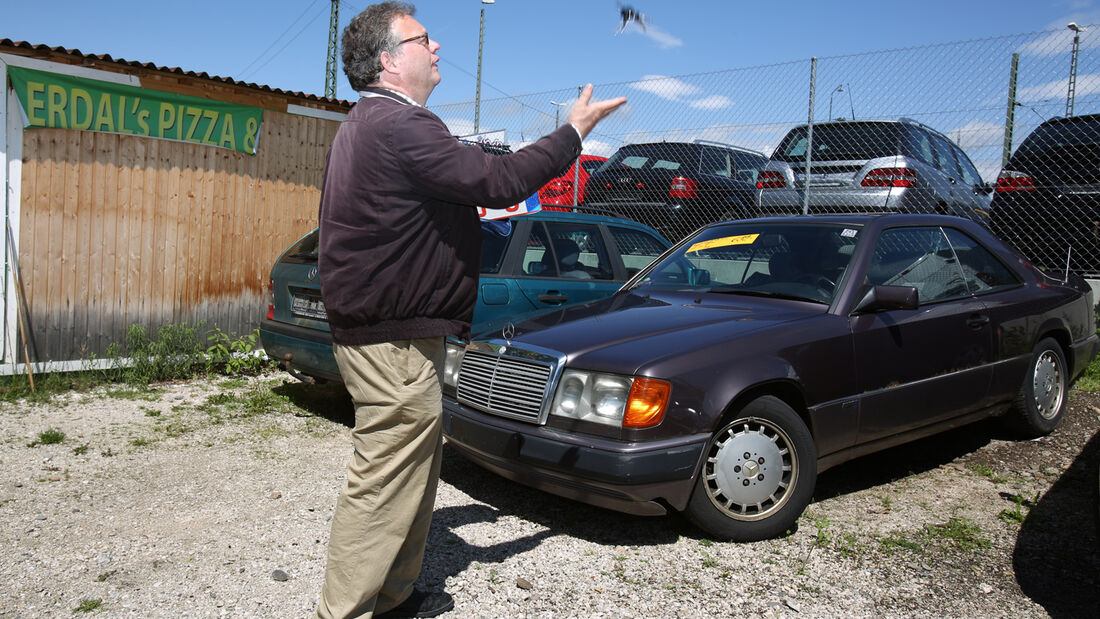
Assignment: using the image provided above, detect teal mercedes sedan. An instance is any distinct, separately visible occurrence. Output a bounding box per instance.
[259,210,671,383]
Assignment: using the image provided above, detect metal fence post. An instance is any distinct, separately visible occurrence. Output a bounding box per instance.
[573,84,582,206]
[1002,53,1019,168]
[803,57,817,216]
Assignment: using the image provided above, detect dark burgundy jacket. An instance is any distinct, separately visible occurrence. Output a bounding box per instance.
[318,89,582,345]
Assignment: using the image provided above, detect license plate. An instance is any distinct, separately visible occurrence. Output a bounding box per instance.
[291,294,328,320]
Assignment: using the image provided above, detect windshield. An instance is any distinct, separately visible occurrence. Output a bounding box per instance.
[596,143,699,173]
[630,222,862,304]
[772,122,903,162]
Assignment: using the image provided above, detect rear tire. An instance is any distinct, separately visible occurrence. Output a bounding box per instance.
[684,396,817,542]
[1004,337,1067,437]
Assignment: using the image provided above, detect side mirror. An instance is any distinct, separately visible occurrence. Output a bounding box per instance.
[853,285,919,313]
[689,267,711,286]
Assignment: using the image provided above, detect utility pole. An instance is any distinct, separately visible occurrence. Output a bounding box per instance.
[475,0,494,134]
[324,0,339,99]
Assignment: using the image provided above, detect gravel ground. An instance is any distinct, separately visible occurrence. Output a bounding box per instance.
[1,371,1098,618]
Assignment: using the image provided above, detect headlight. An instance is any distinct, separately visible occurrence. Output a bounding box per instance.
[550,370,670,428]
[442,339,466,392]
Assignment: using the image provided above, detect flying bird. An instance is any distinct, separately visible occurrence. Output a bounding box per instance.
[616,3,648,35]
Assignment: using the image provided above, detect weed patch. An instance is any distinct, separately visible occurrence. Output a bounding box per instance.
[74,598,102,612]
[27,428,65,447]
[924,517,991,551]
[880,534,923,553]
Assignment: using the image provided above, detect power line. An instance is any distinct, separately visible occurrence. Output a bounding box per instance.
[238,0,326,81]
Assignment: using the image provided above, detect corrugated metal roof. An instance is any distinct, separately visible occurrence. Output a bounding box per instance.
[0,38,353,109]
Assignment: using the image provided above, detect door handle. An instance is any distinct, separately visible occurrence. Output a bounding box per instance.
[966,314,990,329]
[539,293,568,304]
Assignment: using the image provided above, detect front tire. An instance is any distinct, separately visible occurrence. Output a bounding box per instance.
[1005,337,1068,437]
[684,396,816,542]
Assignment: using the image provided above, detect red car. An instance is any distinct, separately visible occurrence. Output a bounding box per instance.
[539,154,608,210]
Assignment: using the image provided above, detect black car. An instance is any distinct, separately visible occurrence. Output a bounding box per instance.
[439,214,1098,541]
[990,113,1100,274]
[584,140,768,242]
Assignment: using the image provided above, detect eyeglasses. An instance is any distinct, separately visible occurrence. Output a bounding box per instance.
[396,32,430,49]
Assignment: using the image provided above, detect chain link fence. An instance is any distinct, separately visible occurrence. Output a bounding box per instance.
[431,25,1100,276]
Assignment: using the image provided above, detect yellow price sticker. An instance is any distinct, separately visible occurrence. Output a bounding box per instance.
[687,234,760,253]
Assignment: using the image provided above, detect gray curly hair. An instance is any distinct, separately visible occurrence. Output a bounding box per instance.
[341,1,415,91]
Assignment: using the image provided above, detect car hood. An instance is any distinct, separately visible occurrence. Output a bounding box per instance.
[484,290,826,375]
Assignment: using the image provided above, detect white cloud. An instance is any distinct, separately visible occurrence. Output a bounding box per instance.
[581,139,617,157]
[1019,14,1100,56]
[628,76,732,110]
[689,95,733,110]
[442,117,474,137]
[1016,72,1100,101]
[620,20,683,49]
[948,120,1005,151]
[641,24,683,49]
[629,75,702,101]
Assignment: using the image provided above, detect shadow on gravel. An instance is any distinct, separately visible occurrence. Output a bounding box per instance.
[421,503,557,587]
[436,418,1018,547]
[1012,428,1100,618]
[438,443,685,547]
[271,379,354,427]
[812,417,1006,502]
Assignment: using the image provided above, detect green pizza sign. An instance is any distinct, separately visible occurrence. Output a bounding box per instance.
[8,66,263,155]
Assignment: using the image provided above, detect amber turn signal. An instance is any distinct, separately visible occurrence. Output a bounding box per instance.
[623,377,671,428]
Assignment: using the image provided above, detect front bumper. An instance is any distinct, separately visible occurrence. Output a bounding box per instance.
[442,396,707,516]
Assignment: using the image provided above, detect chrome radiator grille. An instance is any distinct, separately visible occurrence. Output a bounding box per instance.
[456,347,555,423]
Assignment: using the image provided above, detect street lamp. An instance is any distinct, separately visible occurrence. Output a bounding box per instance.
[550,99,581,205]
[1067,22,1084,117]
[828,84,844,121]
[474,0,495,135]
[550,100,568,128]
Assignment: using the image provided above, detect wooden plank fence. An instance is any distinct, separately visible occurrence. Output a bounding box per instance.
[16,110,337,363]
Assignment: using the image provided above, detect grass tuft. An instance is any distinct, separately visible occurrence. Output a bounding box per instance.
[27,428,65,447]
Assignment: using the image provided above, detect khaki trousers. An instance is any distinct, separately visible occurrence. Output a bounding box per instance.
[315,337,446,619]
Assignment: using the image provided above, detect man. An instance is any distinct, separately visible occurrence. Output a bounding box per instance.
[314,3,626,618]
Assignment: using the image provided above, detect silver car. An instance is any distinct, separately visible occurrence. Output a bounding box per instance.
[756,118,991,223]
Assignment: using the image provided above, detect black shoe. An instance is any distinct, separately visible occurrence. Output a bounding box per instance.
[375,588,454,618]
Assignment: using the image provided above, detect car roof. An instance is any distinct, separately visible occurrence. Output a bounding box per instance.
[526,208,659,229]
[1037,113,1100,126]
[705,213,982,231]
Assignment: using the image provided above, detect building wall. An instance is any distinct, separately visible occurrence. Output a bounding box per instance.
[1,46,346,366]
[17,112,336,361]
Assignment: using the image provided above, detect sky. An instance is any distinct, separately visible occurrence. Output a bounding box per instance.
[3,0,1094,105]
[4,0,1100,178]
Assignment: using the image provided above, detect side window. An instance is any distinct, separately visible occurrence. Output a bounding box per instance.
[700,147,732,177]
[943,228,1020,293]
[929,133,962,177]
[869,227,969,303]
[732,153,764,184]
[537,222,614,280]
[953,147,984,187]
[480,221,513,274]
[908,130,935,167]
[609,227,668,276]
[523,224,555,277]
[581,159,604,174]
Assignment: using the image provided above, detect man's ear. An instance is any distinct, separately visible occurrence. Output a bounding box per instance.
[379,49,399,75]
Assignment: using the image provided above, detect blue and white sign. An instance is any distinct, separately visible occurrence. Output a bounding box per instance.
[477,193,541,220]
